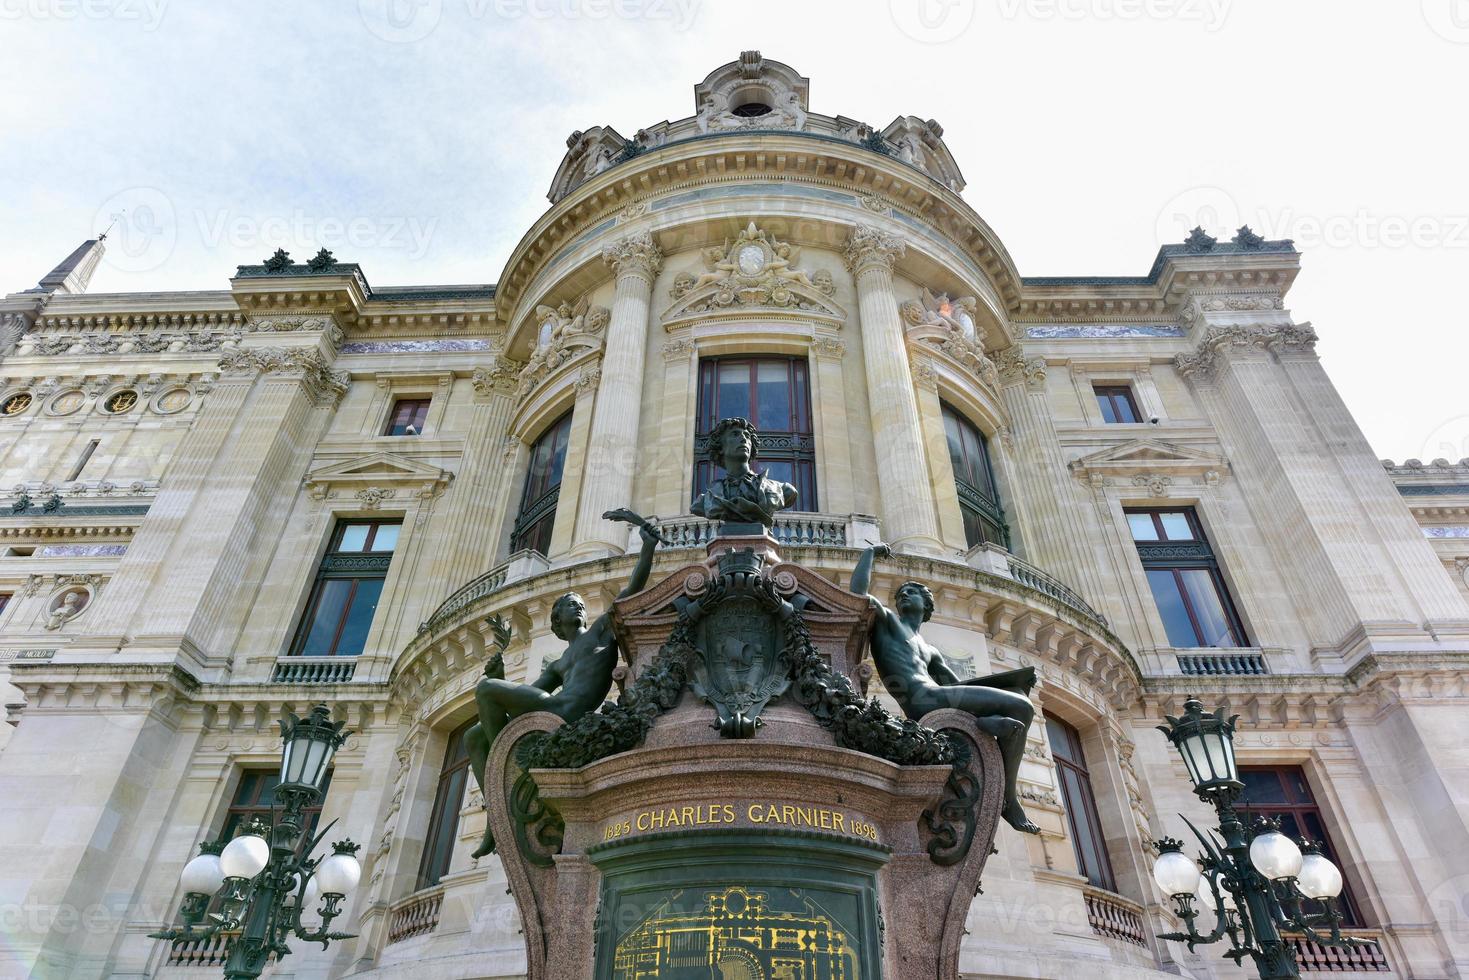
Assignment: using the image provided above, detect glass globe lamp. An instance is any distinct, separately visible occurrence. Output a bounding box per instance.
[1153,838,1202,898]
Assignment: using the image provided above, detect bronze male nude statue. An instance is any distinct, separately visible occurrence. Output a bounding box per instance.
[465,512,660,857]
[851,543,1041,834]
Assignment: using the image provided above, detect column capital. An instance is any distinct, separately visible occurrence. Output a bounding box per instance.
[995,345,1046,389]
[1173,322,1318,385]
[471,355,525,399]
[601,231,663,281]
[217,346,349,406]
[844,224,906,276]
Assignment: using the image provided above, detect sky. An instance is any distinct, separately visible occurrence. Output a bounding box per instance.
[2,0,1465,462]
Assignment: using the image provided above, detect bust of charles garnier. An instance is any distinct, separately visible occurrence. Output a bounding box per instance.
[691,417,798,528]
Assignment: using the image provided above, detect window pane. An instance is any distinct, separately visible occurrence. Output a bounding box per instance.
[370,524,399,552]
[1159,512,1194,540]
[1096,392,1119,424]
[338,524,370,552]
[717,362,750,421]
[755,361,791,430]
[761,460,794,485]
[1240,769,1289,805]
[1115,393,1140,424]
[335,578,384,656]
[1045,717,1080,765]
[298,580,353,656]
[1061,767,1111,888]
[1128,514,1159,541]
[1179,569,1239,647]
[1146,569,1201,647]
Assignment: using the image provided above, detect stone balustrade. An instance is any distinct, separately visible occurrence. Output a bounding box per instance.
[1082,886,1148,947]
[1285,930,1391,972]
[386,886,444,945]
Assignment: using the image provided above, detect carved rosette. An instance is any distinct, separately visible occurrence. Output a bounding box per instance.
[1174,323,1318,385]
[601,231,663,282]
[843,224,906,276]
[217,347,350,406]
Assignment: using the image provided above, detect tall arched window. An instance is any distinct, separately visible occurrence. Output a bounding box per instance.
[417,720,473,889]
[510,411,572,556]
[940,402,1008,548]
[695,357,816,510]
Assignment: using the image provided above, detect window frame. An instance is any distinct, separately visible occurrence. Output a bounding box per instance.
[220,768,332,842]
[1235,765,1365,926]
[383,397,432,437]
[693,356,817,512]
[1127,507,1248,648]
[416,719,474,890]
[288,518,401,658]
[940,401,1009,549]
[510,411,574,556]
[1045,713,1118,891]
[1093,384,1143,424]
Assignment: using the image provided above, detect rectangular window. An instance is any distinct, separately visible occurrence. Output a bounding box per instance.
[1128,508,1247,648]
[289,519,399,657]
[384,398,431,436]
[0,593,10,617]
[221,769,332,841]
[694,357,816,511]
[417,720,473,889]
[1237,766,1363,926]
[941,402,1008,548]
[510,411,573,556]
[1046,714,1117,891]
[1093,385,1142,424]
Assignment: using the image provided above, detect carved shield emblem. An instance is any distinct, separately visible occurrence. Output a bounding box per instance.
[691,594,790,738]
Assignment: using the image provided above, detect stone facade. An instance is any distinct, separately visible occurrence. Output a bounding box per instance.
[1,52,1466,980]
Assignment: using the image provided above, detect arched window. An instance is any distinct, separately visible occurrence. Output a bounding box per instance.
[510,411,573,555]
[695,357,816,510]
[1045,714,1116,891]
[417,720,473,889]
[940,402,1007,548]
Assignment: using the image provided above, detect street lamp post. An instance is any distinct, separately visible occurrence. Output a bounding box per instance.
[1151,699,1363,979]
[151,704,362,980]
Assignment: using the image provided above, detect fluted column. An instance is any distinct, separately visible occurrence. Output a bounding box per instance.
[438,356,521,582]
[569,232,661,558]
[844,225,943,554]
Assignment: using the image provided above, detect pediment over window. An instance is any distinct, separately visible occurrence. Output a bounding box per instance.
[661,222,847,331]
[304,451,453,502]
[1068,439,1229,489]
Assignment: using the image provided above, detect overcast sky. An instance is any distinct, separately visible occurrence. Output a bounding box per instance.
[2,1,1465,462]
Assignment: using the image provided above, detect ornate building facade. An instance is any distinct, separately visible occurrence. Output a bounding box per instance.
[1,52,1466,979]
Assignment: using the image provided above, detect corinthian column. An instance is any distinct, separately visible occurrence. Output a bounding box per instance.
[845,225,943,554]
[569,231,662,558]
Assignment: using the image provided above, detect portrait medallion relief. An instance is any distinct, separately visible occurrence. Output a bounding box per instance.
[153,386,194,414]
[736,243,766,276]
[44,586,92,631]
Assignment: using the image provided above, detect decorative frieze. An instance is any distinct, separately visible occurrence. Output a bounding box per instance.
[662,222,842,327]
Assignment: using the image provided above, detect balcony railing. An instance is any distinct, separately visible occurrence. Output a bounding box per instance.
[1285,930,1391,972]
[657,512,868,549]
[418,561,510,636]
[1082,887,1147,947]
[271,657,356,683]
[164,930,257,967]
[1005,554,1108,627]
[386,886,444,945]
[1177,650,1269,676]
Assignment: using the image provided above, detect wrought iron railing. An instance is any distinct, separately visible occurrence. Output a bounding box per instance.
[386,887,444,945]
[1004,555,1108,626]
[418,561,510,636]
[1177,651,1269,676]
[1082,887,1147,946]
[1285,930,1390,972]
[271,658,356,684]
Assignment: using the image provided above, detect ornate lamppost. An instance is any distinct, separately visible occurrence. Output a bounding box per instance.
[1151,699,1362,979]
[151,704,362,980]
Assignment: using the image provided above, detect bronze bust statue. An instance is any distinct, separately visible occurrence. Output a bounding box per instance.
[691,416,797,528]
